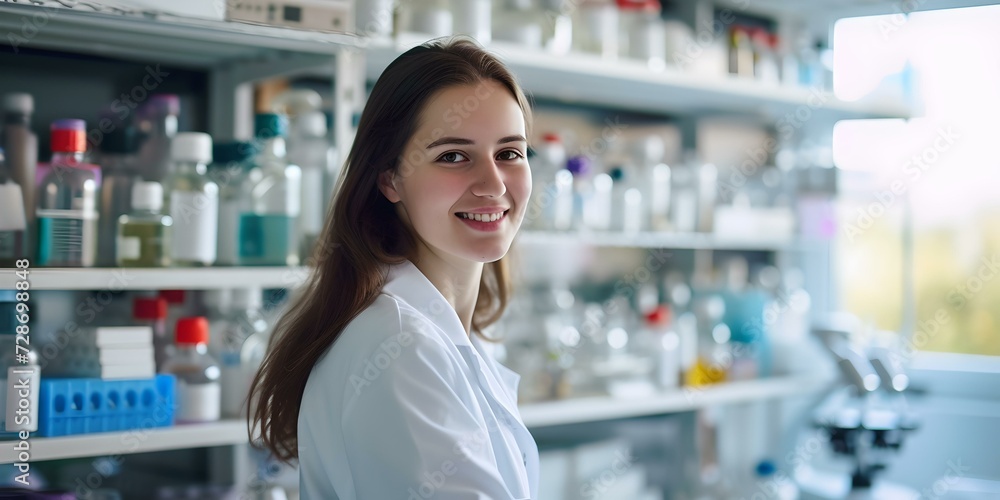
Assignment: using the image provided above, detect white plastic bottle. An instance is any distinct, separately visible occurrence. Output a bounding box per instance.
[164,133,219,266]
[162,317,221,423]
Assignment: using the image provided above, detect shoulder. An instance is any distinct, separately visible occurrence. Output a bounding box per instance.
[303,293,461,404]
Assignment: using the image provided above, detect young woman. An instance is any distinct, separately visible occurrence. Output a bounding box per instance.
[248,38,538,499]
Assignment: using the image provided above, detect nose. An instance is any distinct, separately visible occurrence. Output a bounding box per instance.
[471,158,506,199]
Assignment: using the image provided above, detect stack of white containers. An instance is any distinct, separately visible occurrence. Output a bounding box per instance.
[44,326,155,379]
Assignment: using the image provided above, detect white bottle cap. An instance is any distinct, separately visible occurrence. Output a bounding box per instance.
[3,93,33,114]
[0,181,26,230]
[131,181,164,212]
[171,132,213,164]
[298,111,328,137]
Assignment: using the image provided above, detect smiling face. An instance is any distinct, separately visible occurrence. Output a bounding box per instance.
[378,80,531,266]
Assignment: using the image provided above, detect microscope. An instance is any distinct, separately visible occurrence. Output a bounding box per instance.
[795,315,921,500]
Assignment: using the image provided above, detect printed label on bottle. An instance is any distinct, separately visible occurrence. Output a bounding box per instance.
[117,236,141,261]
[36,211,97,266]
[5,366,39,432]
[169,191,219,264]
[175,380,221,423]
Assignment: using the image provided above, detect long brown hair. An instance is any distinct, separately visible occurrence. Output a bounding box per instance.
[248,37,534,462]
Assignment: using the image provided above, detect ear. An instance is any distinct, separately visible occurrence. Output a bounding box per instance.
[377,170,401,203]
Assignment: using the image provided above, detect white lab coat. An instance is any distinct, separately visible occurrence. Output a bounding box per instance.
[298,260,540,499]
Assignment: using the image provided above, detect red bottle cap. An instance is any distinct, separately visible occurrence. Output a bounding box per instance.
[50,119,87,153]
[645,305,672,326]
[175,316,209,345]
[616,0,660,11]
[159,290,186,304]
[133,297,168,320]
[542,132,561,143]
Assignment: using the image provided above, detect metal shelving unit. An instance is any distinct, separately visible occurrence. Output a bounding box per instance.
[0,266,310,291]
[366,36,911,123]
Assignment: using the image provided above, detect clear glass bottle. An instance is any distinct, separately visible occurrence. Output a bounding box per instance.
[135,94,180,183]
[117,181,172,267]
[0,148,28,266]
[2,93,37,259]
[162,316,221,423]
[164,132,218,267]
[493,0,544,49]
[133,296,170,372]
[239,114,302,267]
[527,133,567,231]
[97,116,142,267]
[210,141,257,266]
[573,0,619,59]
[36,119,100,267]
[286,111,334,261]
[617,0,666,69]
[633,305,680,389]
[539,0,573,55]
[218,287,269,418]
[452,0,492,44]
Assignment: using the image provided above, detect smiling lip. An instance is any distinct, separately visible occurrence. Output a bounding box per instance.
[455,209,509,232]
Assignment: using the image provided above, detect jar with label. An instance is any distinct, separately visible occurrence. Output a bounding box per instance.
[117,181,172,267]
[164,132,219,267]
[162,317,221,423]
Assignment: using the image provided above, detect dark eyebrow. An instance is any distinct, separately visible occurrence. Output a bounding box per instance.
[425,135,527,149]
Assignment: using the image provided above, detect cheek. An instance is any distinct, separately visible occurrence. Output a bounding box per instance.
[507,167,532,204]
[405,171,465,218]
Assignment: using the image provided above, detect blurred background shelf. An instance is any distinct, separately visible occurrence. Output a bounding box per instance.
[519,375,834,428]
[517,230,797,251]
[0,376,831,464]
[0,419,248,464]
[0,267,310,291]
[366,37,911,123]
[0,2,359,67]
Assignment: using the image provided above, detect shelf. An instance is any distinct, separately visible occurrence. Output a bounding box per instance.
[517,230,796,251]
[0,419,248,464]
[0,267,310,291]
[0,2,359,67]
[519,375,834,428]
[366,37,911,122]
[1,377,830,463]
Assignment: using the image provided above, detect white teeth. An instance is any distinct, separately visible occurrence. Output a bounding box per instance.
[459,211,505,222]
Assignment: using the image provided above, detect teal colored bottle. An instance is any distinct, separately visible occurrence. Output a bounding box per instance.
[239,114,301,266]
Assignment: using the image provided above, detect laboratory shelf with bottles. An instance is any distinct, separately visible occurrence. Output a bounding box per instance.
[0,0,915,498]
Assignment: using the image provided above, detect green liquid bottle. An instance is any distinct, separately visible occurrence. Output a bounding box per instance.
[239,114,301,267]
[117,181,172,267]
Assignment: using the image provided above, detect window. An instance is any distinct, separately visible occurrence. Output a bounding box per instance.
[832,6,1000,356]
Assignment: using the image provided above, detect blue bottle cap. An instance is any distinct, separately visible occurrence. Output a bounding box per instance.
[565,155,590,176]
[608,167,625,181]
[212,141,259,166]
[255,113,288,139]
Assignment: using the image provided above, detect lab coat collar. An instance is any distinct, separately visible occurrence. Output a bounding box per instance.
[383,259,522,417]
[383,259,472,348]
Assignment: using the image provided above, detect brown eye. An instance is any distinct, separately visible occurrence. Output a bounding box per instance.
[438,151,469,163]
[497,150,523,161]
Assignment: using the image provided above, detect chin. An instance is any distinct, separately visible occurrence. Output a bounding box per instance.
[459,242,512,263]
